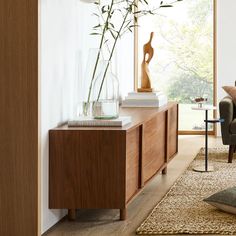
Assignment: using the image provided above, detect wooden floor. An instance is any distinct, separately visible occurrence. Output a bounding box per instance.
[44,135,225,236]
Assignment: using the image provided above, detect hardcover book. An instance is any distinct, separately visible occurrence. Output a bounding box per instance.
[122,91,168,107]
[68,116,132,127]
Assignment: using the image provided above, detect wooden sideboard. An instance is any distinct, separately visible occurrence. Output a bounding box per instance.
[49,102,178,220]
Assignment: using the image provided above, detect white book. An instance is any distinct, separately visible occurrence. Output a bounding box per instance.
[127,91,163,100]
[125,93,166,101]
[128,91,163,96]
[122,96,168,108]
[68,116,132,127]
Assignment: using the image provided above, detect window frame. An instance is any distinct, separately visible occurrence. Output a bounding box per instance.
[133,0,217,135]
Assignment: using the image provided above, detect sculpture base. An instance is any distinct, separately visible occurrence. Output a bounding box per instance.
[137,88,153,92]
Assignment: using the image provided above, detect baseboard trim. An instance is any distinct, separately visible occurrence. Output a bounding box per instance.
[41,214,68,236]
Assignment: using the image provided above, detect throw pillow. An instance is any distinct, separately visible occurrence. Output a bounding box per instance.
[223,86,236,106]
[204,186,236,215]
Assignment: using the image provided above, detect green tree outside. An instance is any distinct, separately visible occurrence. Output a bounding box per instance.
[152,0,213,104]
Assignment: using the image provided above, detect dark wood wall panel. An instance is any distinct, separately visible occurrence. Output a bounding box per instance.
[0,1,39,235]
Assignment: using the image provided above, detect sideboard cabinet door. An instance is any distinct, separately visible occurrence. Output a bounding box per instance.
[125,127,140,202]
[142,112,166,183]
[168,104,178,160]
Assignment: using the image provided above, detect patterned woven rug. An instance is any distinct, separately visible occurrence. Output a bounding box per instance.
[136,148,236,235]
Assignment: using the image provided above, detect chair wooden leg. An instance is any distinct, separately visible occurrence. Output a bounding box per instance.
[228,145,234,163]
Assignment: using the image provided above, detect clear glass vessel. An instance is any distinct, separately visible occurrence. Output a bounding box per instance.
[82,48,101,117]
[92,61,119,119]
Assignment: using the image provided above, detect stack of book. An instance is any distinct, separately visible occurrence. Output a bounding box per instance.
[122,91,168,107]
[68,116,132,127]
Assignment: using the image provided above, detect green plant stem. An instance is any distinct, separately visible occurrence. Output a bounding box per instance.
[137,0,181,18]
[98,6,111,54]
[96,9,130,101]
[85,0,114,112]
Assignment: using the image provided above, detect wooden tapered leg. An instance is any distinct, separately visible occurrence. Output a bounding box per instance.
[120,208,127,220]
[228,145,234,163]
[68,209,76,221]
[162,167,167,175]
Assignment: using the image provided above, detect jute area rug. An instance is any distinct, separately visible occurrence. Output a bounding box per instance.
[136,148,236,235]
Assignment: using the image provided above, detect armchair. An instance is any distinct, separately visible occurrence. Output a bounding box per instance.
[219,96,236,163]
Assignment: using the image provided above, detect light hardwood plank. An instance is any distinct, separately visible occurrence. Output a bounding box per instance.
[0,0,39,235]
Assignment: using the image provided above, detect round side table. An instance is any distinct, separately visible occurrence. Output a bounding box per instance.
[191,105,223,172]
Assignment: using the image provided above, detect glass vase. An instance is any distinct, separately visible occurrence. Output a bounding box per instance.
[81,48,102,117]
[92,60,119,119]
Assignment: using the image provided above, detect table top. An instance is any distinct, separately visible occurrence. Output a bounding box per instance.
[191,105,217,111]
[51,102,178,132]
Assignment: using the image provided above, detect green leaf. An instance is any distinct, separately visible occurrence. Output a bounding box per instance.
[160,4,173,8]
[109,22,115,29]
[90,32,101,35]
[101,5,107,13]
[109,29,116,39]
[93,24,101,29]
[92,13,100,17]
[139,0,148,5]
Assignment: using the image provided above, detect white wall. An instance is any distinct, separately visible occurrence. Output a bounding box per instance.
[40,0,134,233]
[217,0,236,102]
[40,0,99,233]
[216,0,236,135]
[41,0,78,232]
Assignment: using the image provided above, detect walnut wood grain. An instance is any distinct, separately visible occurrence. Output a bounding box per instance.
[0,0,39,235]
[142,112,166,183]
[126,128,140,202]
[49,102,178,221]
[49,130,126,209]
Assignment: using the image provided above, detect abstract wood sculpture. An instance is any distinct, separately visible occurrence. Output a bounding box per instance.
[138,32,154,92]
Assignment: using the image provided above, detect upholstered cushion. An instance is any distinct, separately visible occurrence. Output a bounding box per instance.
[230,119,236,134]
[204,187,236,215]
[223,86,236,106]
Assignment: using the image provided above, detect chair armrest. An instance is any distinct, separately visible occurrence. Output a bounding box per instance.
[219,96,234,144]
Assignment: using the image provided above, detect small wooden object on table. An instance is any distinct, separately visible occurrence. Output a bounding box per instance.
[49,102,178,221]
[138,32,154,93]
[191,105,223,172]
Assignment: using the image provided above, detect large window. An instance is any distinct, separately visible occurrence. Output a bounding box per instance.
[137,0,215,133]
